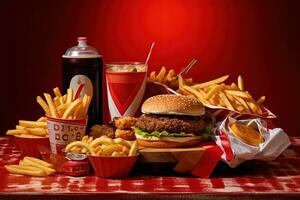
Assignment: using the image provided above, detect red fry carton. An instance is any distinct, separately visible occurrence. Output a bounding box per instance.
[14,136,50,158]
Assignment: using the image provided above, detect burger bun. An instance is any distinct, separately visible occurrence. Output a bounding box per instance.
[136,136,203,148]
[142,95,205,116]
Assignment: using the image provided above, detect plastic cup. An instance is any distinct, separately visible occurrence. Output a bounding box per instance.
[46,115,87,155]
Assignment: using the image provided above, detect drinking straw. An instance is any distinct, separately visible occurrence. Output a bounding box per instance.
[145,42,155,64]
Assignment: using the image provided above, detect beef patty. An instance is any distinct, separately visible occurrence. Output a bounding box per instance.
[135,114,206,134]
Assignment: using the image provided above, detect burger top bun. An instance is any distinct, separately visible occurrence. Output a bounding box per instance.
[142,95,205,116]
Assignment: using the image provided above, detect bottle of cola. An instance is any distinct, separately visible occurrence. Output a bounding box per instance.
[62,37,103,128]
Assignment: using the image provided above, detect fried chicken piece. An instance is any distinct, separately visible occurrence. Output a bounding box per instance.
[89,124,114,138]
[115,129,136,140]
[113,116,137,130]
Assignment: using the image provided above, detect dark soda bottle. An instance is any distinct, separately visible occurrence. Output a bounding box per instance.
[62,37,103,128]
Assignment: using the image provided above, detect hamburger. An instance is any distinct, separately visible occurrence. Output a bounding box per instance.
[133,94,211,148]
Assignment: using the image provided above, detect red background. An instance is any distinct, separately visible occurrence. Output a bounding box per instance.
[0,0,299,135]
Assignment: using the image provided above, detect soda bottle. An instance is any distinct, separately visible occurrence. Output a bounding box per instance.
[62,37,103,128]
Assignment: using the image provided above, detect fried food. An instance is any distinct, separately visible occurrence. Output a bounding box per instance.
[179,75,266,115]
[147,67,193,89]
[37,87,91,119]
[115,129,136,140]
[112,116,138,140]
[7,119,49,138]
[113,116,137,130]
[5,156,55,177]
[135,114,206,134]
[65,136,138,157]
[89,124,115,138]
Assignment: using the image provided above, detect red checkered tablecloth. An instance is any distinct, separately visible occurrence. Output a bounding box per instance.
[0,136,300,199]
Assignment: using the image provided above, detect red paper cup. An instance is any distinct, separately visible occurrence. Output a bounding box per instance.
[106,63,148,120]
[14,136,50,158]
[89,155,138,178]
[46,116,87,155]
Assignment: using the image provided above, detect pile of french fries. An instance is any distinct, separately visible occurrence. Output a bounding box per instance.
[65,135,138,157]
[6,117,48,138]
[147,66,193,89]
[5,156,55,177]
[37,87,91,119]
[147,66,265,115]
[179,75,266,115]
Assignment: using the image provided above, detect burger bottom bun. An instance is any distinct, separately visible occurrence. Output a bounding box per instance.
[137,137,203,148]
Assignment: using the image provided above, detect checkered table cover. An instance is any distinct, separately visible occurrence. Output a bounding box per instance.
[0,136,300,195]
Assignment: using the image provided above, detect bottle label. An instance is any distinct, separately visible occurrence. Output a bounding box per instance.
[69,75,93,100]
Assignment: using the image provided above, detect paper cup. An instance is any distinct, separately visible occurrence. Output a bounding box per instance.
[14,136,50,158]
[46,116,87,155]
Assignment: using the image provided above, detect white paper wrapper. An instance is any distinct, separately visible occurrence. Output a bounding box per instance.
[214,117,291,168]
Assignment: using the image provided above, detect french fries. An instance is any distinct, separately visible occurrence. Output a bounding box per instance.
[5,156,55,177]
[237,75,244,91]
[65,136,139,157]
[53,87,62,97]
[24,156,54,168]
[192,75,229,89]
[147,67,193,89]
[62,99,81,119]
[128,141,138,156]
[6,129,28,136]
[37,117,47,122]
[147,68,265,115]
[6,87,86,138]
[24,128,48,136]
[6,119,48,138]
[36,96,50,115]
[19,120,47,129]
[257,96,266,105]
[44,93,58,118]
[5,165,46,177]
[179,75,266,115]
[65,141,95,155]
[20,158,55,175]
[37,87,91,119]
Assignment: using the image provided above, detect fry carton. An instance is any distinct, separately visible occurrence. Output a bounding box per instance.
[46,116,87,154]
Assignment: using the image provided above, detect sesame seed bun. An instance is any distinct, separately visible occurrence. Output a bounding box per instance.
[141,95,205,116]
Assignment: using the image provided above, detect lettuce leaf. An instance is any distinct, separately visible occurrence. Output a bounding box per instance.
[201,124,214,140]
[133,127,195,138]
